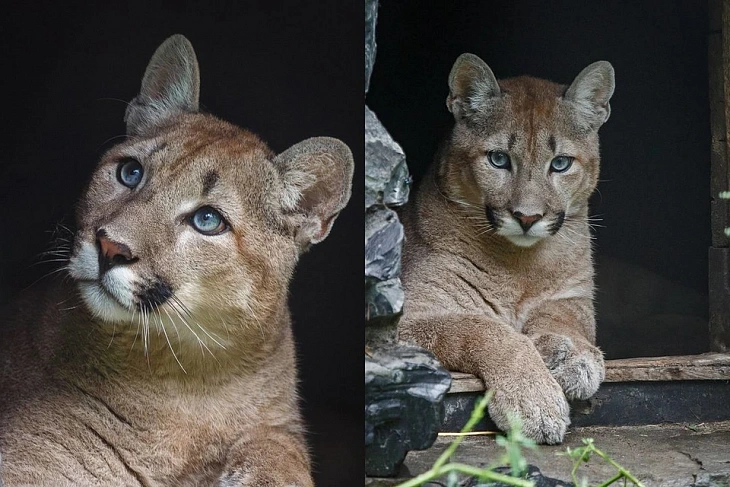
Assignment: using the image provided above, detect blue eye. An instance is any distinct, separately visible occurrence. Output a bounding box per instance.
[550,156,574,173]
[191,206,228,235]
[117,158,144,188]
[488,151,511,170]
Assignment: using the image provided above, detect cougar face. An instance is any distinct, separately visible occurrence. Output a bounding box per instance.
[69,119,282,337]
[66,35,353,352]
[444,55,614,247]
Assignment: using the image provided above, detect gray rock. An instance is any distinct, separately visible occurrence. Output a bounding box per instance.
[365,344,452,477]
[365,0,378,94]
[366,277,404,324]
[365,106,411,209]
[365,208,405,345]
[365,276,403,347]
[365,207,403,283]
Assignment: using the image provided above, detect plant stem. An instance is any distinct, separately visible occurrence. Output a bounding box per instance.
[596,471,623,487]
[395,462,534,487]
[592,448,645,487]
[432,391,493,471]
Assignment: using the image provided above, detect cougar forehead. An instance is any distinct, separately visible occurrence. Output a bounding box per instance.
[69,113,293,333]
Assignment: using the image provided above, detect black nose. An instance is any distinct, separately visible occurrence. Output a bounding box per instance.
[512,211,543,232]
[96,229,136,275]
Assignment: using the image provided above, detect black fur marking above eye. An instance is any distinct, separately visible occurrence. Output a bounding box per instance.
[548,135,557,154]
[485,206,501,229]
[137,276,174,311]
[202,170,219,196]
[549,211,566,235]
[508,133,517,151]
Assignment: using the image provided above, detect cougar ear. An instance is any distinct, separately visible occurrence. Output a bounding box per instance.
[564,61,615,129]
[447,53,501,120]
[124,34,200,136]
[275,137,354,249]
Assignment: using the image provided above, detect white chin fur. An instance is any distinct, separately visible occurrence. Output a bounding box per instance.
[505,234,543,247]
[79,281,137,324]
[71,240,140,323]
[497,218,549,247]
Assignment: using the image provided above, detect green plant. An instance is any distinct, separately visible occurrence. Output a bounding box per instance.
[395,391,535,487]
[563,438,646,487]
[396,391,647,487]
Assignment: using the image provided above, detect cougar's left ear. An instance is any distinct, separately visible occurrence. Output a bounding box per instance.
[564,61,615,129]
[275,137,354,249]
[124,34,200,136]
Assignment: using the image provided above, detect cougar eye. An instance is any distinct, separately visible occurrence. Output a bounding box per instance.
[488,151,511,170]
[117,158,144,188]
[550,156,574,173]
[190,206,228,235]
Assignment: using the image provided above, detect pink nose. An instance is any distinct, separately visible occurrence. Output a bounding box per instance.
[512,211,543,232]
[96,229,136,274]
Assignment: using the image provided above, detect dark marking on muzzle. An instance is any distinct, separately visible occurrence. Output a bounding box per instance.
[485,206,501,230]
[549,211,566,235]
[137,275,174,311]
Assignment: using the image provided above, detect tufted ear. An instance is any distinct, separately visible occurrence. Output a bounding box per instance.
[564,61,615,129]
[124,34,200,136]
[446,53,501,120]
[275,137,354,249]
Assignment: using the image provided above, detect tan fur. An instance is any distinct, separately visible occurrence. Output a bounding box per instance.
[0,35,353,486]
[398,53,614,444]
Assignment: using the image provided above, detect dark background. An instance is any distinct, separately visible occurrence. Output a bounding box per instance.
[369,0,712,359]
[0,2,362,485]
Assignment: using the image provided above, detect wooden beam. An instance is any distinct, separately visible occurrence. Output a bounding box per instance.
[709,0,730,351]
[447,353,730,394]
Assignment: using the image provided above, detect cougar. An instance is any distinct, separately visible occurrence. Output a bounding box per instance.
[0,35,353,486]
[398,53,614,444]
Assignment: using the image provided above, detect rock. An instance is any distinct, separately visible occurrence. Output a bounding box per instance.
[365,106,411,209]
[365,277,404,346]
[365,207,403,282]
[464,465,574,487]
[365,0,378,94]
[365,344,452,477]
[365,208,405,345]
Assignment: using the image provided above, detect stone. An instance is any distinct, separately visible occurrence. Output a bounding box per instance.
[365,277,404,347]
[365,106,411,209]
[365,0,378,94]
[365,207,403,282]
[365,344,452,477]
[365,208,405,345]
[465,465,574,487]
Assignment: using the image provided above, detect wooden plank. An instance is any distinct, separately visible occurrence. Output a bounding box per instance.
[709,0,730,248]
[447,353,730,394]
[709,0,730,350]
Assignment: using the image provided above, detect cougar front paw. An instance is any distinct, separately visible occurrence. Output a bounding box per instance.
[487,372,570,445]
[531,333,605,400]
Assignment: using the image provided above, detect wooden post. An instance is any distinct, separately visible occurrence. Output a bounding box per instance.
[709,0,730,351]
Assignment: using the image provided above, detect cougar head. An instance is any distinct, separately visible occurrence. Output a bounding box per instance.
[442,53,614,247]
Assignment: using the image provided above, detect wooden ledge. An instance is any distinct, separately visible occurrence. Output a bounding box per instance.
[449,353,730,394]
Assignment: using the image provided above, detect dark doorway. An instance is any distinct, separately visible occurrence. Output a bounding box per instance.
[368,0,711,359]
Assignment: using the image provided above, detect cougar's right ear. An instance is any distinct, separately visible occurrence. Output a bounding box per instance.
[447,53,500,120]
[124,34,200,136]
